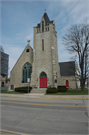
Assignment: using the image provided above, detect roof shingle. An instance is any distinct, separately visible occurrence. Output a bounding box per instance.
[59,61,75,76]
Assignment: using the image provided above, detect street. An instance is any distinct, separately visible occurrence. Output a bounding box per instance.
[0,96,89,134]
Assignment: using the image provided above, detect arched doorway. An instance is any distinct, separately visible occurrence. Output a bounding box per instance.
[39,72,47,88]
[66,80,69,87]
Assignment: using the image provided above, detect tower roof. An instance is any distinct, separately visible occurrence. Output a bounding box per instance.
[43,13,50,24]
[36,12,53,28]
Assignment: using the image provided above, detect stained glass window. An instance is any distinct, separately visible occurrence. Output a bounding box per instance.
[22,62,32,83]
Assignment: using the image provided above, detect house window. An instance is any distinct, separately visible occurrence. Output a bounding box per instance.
[42,39,44,51]
[42,21,44,32]
[22,62,32,83]
[55,79,57,83]
[11,85,14,90]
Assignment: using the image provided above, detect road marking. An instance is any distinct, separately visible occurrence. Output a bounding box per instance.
[40,97,89,100]
[0,129,31,135]
[1,101,89,107]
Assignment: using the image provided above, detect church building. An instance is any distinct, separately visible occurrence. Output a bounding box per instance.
[10,12,80,91]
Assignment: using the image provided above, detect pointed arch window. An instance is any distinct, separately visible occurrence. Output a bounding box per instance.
[22,62,32,83]
[40,72,47,77]
[42,39,44,51]
[42,21,44,32]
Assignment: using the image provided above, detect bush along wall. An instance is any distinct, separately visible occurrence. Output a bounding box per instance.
[15,86,32,93]
[57,86,68,92]
[46,87,58,94]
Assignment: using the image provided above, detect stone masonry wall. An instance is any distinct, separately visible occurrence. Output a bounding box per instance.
[31,15,62,88]
[60,76,77,89]
[32,29,53,87]
[10,44,33,89]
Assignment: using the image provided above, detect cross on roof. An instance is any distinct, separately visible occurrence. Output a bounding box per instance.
[45,9,46,13]
[27,40,30,44]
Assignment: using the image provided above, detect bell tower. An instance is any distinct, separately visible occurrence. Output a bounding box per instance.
[31,12,60,88]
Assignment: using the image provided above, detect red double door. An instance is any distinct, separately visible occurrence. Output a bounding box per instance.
[40,77,47,88]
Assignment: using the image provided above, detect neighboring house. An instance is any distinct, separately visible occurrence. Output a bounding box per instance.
[10,12,80,91]
[0,47,9,89]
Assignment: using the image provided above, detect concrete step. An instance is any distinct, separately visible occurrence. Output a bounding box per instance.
[31,88,47,93]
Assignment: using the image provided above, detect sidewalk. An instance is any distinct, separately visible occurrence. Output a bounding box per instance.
[0,93,89,100]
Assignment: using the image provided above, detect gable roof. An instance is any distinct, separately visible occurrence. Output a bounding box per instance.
[11,44,33,73]
[59,61,75,76]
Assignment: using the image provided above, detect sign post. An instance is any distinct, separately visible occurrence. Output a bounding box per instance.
[27,78,30,97]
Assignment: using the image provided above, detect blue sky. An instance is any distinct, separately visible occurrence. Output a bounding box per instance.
[0,0,89,77]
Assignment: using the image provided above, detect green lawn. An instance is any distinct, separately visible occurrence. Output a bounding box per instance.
[46,88,88,95]
[1,90,25,94]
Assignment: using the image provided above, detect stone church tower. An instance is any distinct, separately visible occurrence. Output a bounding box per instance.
[31,12,60,88]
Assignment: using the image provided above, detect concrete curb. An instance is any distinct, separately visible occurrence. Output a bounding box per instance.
[0,94,89,100]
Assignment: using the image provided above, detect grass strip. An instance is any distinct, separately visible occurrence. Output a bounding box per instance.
[46,88,88,95]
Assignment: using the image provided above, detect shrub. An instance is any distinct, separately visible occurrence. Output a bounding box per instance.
[15,86,32,93]
[46,87,58,94]
[57,86,68,92]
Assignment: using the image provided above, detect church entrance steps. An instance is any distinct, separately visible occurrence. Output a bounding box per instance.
[31,88,47,94]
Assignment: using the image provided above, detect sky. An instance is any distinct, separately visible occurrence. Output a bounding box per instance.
[0,0,89,77]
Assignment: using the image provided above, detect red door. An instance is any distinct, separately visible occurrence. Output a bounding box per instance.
[40,77,47,88]
[66,80,69,87]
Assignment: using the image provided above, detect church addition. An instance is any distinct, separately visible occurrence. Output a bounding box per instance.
[10,12,80,91]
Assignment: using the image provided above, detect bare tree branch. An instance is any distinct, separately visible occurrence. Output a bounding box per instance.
[62,23,89,91]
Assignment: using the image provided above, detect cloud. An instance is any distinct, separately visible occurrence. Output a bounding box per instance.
[68,0,88,24]
[48,0,88,26]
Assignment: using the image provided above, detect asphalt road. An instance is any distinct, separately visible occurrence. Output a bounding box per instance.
[0,96,89,135]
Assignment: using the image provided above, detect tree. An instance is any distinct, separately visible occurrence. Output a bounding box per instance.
[62,23,89,91]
